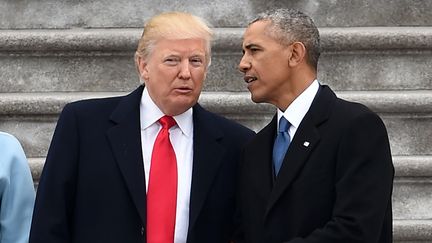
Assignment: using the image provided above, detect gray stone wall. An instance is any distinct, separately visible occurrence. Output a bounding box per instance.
[1,0,431,28]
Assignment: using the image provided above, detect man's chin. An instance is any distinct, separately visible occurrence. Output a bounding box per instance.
[250,93,264,104]
[165,99,197,116]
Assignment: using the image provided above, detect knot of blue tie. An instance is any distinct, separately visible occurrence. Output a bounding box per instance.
[273,116,291,176]
[278,116,290,133]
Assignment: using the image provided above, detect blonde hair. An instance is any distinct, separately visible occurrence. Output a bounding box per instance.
[135,12,213,68]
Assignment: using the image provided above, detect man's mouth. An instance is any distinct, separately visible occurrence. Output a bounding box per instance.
[174,87,193,94]
[244,76,257,83]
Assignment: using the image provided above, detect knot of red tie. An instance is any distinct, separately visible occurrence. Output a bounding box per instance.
[159,115,176,129]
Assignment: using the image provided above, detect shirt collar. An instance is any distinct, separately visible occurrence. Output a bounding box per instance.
[140,87,193,137]
[277,79,319,129]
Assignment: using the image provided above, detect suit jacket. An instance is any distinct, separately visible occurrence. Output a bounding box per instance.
[30,85,255,243]
[237,85,394,243]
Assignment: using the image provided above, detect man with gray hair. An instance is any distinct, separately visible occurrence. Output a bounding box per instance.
[236,9,393,242]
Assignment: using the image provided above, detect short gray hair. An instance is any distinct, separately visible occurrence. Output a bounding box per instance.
[251,9,320,70]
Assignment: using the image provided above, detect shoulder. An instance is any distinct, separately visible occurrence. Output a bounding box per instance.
[334,97,383,123]
[193,104,255,142]
[51,97,123,132]
[62,95,123,115]
[329,97,388,139]
[316,85,380,122]
[213,112,252,133]
[0,132,27,168]
[60,86,143,121]
[0,132,24,153]
[195,105,255,136]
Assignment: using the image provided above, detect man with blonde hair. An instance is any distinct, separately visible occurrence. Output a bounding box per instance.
[30,12,254,243]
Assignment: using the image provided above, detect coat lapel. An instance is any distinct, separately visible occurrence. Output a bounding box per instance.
[106,85,147,223]
[264,117,320,218]
[264,85,336,218]
[248,115,277,199]
[188,104,226,231]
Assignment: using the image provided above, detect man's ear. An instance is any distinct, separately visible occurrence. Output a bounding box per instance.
[137,56,149,80]
[288,42,306,67]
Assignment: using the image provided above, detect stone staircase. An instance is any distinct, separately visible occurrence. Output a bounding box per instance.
[1,1,431,242]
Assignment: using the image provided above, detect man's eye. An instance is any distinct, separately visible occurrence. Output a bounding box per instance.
[164,58,179,65]
[190,58,203,66]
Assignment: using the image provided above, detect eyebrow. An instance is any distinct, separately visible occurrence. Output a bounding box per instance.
[163,53,204,59]
[244,43,261,50]
[190,53,205,58]
[163,54,181,59]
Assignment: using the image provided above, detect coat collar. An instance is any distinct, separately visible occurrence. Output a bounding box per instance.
[188,104,226,232]
[264,85,336,218]
[106,85,147,223]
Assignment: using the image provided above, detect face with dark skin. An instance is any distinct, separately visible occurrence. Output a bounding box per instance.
[239,20,314,111]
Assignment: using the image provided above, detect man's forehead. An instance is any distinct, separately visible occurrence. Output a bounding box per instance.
[243,21,271,37]
[156,38,206,52]
[247,20,271,32]
[242,22,274,47]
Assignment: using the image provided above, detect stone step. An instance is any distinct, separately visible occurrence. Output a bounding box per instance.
[394,220,432,242]
[1,27,431,92]
[393,156,432,220]
[1,0,431,29]
[1,91,431,157]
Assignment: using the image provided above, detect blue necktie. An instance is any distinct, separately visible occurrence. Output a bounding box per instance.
[273,116,291,176]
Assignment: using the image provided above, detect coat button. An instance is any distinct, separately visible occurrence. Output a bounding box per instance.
[141,226,144,235]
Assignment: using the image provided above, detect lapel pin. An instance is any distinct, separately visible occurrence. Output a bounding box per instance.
[303,141,310,147]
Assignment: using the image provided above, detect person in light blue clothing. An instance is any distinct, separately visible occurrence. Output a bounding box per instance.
[0,132,35,243]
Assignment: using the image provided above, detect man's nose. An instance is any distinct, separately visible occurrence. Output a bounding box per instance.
[178,60,191,79]
[238,55,251,73]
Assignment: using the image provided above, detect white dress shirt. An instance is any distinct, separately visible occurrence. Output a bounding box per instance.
[140,87,193,243]
[277,80,320,140]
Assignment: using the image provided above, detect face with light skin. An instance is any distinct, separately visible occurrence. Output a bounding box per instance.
[239,20,309,110]
[137,38,208,116]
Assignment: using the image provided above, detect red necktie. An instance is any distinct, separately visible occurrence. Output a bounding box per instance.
[147,116,177,243]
